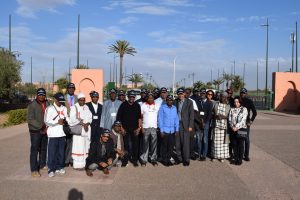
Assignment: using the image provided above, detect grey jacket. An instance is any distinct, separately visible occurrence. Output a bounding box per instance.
[175,98,194,132]
[27,99,50,132]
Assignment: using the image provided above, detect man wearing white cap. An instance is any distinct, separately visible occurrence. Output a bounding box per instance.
[69,92,93,169]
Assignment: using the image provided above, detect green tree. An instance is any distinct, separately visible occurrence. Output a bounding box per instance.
[222,73,234,89]
[75,64,89,69]
[212,78,224,91]
[0,48,23,99]
[193,81,206,89]
[231,75,245,92]
[108,40,137,88]
[128,74,143,88]
[55,77,69,91]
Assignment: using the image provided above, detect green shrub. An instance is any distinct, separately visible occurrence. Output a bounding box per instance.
[6,109,27,125]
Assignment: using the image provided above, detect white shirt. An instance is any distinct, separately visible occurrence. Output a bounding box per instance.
[189,98,199,112]
[44,103,68,138]
[92,102,98,113]
[141,102,159,128]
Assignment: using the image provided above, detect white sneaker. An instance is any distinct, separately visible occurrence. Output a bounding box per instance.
[56,168,66,174]
[48,172,55,178]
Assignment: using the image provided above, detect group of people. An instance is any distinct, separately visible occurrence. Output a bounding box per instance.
[27,83,256,178]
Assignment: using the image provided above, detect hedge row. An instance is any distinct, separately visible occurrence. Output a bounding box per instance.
[4,109,27,126]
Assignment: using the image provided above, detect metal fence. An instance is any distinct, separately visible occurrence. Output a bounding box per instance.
[248,93,274,110]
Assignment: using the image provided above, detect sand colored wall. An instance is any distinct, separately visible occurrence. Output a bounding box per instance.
[273,72,300,112]
[72,69,104,103]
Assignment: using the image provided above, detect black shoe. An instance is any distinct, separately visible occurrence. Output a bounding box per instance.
[133,162,139,167]
[190,154,197,160]
[151,161,158,166]
[140,161,146,167]
[121,162,127,167]
[183,162,190,166]
[199,157,206,161]
[244,157,250,162]
[167,161,173,166]
[174,160,182,165]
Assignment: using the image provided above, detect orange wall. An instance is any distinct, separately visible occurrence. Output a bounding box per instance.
[273,72,300,112]
[72,69,104,103]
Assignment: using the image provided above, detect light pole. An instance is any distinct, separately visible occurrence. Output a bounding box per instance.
[256,61,259,95]
[290,32,296,72]
[261,18,269,95]
[172,56,177,96]
[296,21,298,72]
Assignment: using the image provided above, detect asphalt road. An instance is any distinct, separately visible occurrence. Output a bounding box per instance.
[0,111,299,200]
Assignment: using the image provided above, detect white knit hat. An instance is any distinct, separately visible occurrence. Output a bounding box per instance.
[77,92,86,99]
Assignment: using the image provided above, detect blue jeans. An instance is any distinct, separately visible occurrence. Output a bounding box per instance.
[47,137,66,173]
[196,123,210,158]
[30,132,48,172]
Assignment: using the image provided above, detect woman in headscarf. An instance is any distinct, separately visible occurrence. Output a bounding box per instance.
[69,92,93,169]
[211,92,231,162]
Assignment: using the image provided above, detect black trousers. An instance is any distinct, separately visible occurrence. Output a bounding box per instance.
[161,133,175,162]
[244,126,250,158]
[124,131,140,163]
[30,132,48,172]
[232,134,245,163]
[175,123,190,163]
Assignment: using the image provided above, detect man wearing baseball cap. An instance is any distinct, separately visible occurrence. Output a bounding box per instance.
[85,129,116,176]
[86,91,103,143]
[27,88,50,177]
[117,90,142,167]
[100,88,122,130]
[118,90,127,103]
[158,95,179,166]
[240,88,257,162]
[44,92,68,177]
[174,88,194,166]
[64,82,78,167]
[136,88,148,106]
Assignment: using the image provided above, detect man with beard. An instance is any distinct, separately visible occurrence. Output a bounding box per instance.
[118,90,126,103]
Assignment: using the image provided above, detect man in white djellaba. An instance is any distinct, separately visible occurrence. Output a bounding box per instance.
[69,92,93,169]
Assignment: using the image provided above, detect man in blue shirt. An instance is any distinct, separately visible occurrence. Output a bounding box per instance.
[158,95,179,166]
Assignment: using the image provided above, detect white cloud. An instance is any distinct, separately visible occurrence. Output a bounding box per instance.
[236,16,265,22]
[126,5,177,15]
[291,11,300,15]
[0,25,123,83]
[119,16,138,24]
[195,15,228,23]
[160,0,194,7]
[16,0,75,18]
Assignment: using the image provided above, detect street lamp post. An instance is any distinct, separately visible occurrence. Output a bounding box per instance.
[172,56,177,96]
[261,18,270,95]
[290,32,296,72]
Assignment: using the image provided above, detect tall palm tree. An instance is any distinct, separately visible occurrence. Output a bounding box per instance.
[222,73,234,89]
[108,40,137,88]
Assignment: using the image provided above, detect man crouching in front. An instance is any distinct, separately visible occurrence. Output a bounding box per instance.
[85,129,116,176]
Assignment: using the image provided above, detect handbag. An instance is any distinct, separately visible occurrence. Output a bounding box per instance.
[70,105,82,135]
[52,105,71,136]
[234,107,248,139]
[236,128,248,139]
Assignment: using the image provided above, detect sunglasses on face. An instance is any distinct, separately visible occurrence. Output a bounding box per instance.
[207,93,213,96]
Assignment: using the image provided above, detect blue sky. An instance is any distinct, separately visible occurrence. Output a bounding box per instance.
[0,0,300,90]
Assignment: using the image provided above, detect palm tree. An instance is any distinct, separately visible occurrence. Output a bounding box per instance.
[222,73,234,89]
[108,40,137,88]
[231,75,245,92]
[212,78,224,91]
[128,74,143,88]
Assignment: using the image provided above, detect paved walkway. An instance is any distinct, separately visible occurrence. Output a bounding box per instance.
[0,111,299,200]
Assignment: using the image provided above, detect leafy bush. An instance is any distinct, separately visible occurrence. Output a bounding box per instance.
[6,109,27,125]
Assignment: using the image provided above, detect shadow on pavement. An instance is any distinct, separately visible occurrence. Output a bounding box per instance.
[68,188,84,200]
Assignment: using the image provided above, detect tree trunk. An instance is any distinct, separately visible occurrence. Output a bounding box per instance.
[119,56,123,89]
